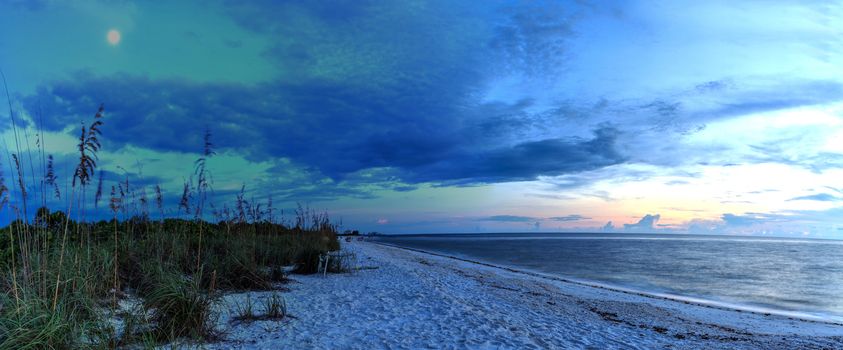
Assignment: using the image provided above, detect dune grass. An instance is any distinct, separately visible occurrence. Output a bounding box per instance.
[262,292,287,320]
[232,292,287,324]
[0,97,342,348]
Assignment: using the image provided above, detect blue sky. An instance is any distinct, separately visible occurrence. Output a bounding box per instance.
[1,0,842,236]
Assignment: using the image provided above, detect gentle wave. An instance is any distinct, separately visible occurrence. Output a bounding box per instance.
[375,233,843,323]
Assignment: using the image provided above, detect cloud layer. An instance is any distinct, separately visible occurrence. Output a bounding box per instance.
[2,0,843,235]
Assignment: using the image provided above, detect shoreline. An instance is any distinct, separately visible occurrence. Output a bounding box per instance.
[373,241,843,327]
[206,241,843,349]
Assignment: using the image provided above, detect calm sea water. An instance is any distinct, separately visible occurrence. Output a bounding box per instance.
[374,233,843,322]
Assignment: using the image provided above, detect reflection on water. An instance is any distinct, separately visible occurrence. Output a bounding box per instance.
[375,233,843,322]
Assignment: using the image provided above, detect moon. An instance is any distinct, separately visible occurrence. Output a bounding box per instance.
[107,29,121,46]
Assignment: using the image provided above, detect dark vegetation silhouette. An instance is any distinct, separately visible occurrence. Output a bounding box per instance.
[0,74,342,348]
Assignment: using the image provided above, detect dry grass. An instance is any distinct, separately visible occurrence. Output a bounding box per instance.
[232,292,288,323]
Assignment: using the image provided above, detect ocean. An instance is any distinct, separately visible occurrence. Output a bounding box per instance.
[374,233,843,322]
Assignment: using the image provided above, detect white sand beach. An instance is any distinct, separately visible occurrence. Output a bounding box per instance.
[205,242,843,349]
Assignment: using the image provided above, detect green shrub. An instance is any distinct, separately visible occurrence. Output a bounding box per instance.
[0,102,343,347]
[232,293,256,322]
[231,292,286,323]
[0,294,96,350]
[262,293,287,320]
[143,268,216,342]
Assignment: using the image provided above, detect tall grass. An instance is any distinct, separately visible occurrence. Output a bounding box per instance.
[232,292,287,323]
[0,88,342,347]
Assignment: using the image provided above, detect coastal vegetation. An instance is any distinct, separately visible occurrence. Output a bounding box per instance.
[0,92,342,348]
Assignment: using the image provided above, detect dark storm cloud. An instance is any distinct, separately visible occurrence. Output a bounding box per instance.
[639,79,843,136]
[17,2,621,191]
[29,1,809,207]
[489,1,577,76]
[16,0,834,205]
[693,80,843,121]
[408,127,626,184]
[23,74,459,175]
[392,186,418,192]
[20,74,472,181]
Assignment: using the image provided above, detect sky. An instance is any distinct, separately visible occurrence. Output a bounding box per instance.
[0,0,842,237]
